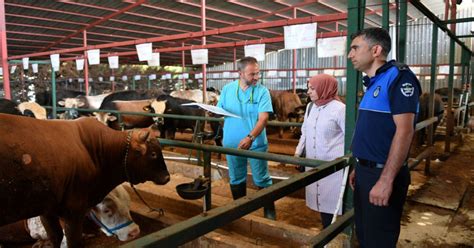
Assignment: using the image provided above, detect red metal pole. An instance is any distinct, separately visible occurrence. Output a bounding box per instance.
[0,0,10,100]
[233,47,236,70]
[292,8,297,94]
[202,0,207,104]
[182,42,186,89]
[83,31,89,95]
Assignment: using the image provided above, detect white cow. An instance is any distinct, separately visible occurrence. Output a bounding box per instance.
[58,93,111,119]
[170,89,219,105]
[24,185,139,247]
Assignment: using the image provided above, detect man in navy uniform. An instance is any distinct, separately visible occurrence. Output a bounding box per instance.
[348,27,421,247]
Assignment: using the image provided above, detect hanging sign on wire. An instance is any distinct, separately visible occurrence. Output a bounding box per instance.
[244,44,265,61]
[136,43,152,61]
[318,37,346,58]
[108,56,119,69]
[87,49,100,65]
[191,49,208,65]
[284,23,317,50]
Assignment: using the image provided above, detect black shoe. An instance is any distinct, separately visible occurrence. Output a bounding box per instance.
[257,186,276,220]
[230,182,247,200]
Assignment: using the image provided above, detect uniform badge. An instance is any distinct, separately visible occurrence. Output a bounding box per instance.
[400,83,414,97]
[373,86,381,98]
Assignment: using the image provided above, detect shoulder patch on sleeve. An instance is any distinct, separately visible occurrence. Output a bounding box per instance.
[400,82,415,97]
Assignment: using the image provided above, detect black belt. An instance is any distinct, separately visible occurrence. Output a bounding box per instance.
[357,158,385,169]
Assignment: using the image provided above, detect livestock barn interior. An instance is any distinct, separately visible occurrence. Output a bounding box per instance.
[0,0,473,247]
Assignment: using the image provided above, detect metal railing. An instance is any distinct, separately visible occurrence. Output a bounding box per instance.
[121,139,352,247]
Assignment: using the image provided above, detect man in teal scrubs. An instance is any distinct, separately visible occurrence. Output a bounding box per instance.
[217,56,275,220]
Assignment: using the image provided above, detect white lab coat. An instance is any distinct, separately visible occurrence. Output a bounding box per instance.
[295,100,346,214]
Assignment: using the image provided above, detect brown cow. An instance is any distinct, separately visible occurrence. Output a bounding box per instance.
[0,114,170,248]
[93,99,155,130]
[270,91,305,137]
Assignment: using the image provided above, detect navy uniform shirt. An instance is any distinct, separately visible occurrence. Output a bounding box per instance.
[352,60,421,164]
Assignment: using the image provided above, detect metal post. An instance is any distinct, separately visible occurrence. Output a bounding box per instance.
[182,42,186,90]
[147,76,151,90]
[203,151,211,211]
[382,0,390,31]
[51,66,57,119]
[445,0,457,153]
[233,47,237,71]
[0,0,11,100]
[132,77,136,90]
[426,23,438,175]
[398,0,407,63]
[83,31,89,95]
[292,7,297,94]
[201,0,207,104]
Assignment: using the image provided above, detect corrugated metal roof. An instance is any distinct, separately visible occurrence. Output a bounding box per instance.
[3,0,465,68]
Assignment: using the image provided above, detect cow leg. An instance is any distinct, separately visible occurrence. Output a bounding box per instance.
[40,214,62,248]
[63,214,85,248]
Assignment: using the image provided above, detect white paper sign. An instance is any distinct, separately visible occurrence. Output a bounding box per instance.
[89,78,93,82]
[195,73,202,79]
[78,78,84,83]
[87,49,100,65]
[98,76,103,82]
[110,76,115,81]
[317,37,347,58]
[439,65,449,74]
[178,75,183,80]
[22,58,29,69]
[122,75,128,81]
[147,53,160,66]
[183,73,189,79]
[323,69,335,75]
[136,43,152,61]
[166,73,172,79]
[309,70,319,77]
[134,75,141,80]
[76,58,84,71]
[161,75,166,80]
[296,70,306,77]
[267,70,277,77]
[278,71,287,77]
[68,78,72,83]
[0,67,3,75]
[10,65,16,74]
[32,64,38,73]
[50,54,60,71]
[108,56,119,69]
[334,69,345,77]
[284,23,317,49]
[149,74,156,80]
[191,49,208,65]
[244,44,265,61]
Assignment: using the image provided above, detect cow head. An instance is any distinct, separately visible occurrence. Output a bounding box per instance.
[150,100,167,124]
[90,185,140,241]
[126,129,170,185]
[58,97,85,119]
[93,112,118,125]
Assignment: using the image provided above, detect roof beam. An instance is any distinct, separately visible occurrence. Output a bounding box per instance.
[39,0,147,52]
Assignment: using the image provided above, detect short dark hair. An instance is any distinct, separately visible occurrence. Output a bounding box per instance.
[237,57,258,71]
[351,27,391,57]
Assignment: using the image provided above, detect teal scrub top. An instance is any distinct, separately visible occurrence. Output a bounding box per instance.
[217,80,273,149]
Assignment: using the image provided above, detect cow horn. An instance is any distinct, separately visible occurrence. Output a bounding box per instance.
[139,131,150,142]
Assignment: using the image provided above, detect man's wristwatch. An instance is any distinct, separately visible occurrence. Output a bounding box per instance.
[247,134,256,141]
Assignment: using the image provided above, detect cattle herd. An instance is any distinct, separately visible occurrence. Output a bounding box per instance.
[0,86,470,247]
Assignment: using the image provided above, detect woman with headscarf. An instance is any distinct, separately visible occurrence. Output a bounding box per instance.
[294,74,346,229]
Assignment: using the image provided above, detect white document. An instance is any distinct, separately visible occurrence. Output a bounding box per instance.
[148,52,160,66]
[22,57,29,70]
[195,73,202,79]
[134,75,141,80]
[165,73,172,79]
[317,37,347,58]
[10,65,17,74]
[149,74,156,80]
[32,64,38,73]
[108,56,119,69]
[87,49,100,65]
[183,73,189,79]
[284,23,317,50]
[0,67,3,75]
[191,49,208,65]
[98,76,103,82]
[78,78,84,83]
[110,76,115,81]
[122,75,128,81]
[181,103,241,118]
[76,58,84,71]
[88,77,93,82]
[136,43,152,61]
[244,44,265,61]
[50,54,60,71]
